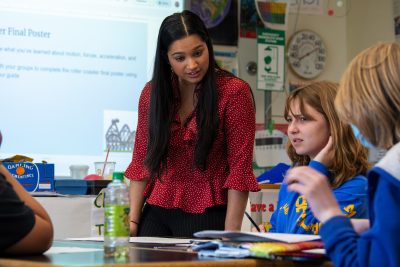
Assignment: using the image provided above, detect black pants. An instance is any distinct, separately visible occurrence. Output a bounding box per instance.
[137,203,227,238]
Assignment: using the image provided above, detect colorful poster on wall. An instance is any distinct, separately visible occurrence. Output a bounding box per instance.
[257,27,285,91]
[255,0,290,31]
[240,0,263,38]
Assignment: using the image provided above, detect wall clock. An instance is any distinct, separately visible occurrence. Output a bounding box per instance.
[287,30,327,80]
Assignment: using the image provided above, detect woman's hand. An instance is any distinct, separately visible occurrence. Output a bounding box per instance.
[285,166,343,224]
[130,221,139,236]
[314,136,334,166]
[128,180,147,237]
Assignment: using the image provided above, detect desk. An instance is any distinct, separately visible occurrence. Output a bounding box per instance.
[0,240,333,267]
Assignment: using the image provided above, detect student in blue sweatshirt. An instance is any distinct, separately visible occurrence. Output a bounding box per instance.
[285,42,400,267]
[266,81,371,235]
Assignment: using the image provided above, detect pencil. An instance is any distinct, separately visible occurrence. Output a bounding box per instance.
[244,211,260,232]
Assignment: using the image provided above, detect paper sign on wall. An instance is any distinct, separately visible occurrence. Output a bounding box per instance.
[257,27,285,91]
[289,0,324,15]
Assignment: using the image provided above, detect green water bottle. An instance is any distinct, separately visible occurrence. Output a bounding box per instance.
[104,172,130,257]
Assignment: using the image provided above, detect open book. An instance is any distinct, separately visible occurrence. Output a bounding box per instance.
[194,230,321,243]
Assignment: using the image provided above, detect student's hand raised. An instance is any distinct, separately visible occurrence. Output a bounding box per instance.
[314,136,334,166]
[285,166,343,224]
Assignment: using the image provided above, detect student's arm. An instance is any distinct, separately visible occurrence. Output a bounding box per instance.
[321,169,400,267]
[0,165,53,254]
[129,180,147,236]
[225,190,248,231]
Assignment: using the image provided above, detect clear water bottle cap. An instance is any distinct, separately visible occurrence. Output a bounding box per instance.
[112,171,125,181]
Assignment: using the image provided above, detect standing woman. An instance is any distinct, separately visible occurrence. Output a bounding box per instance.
[125,10,259,237]
[285,43,400,266]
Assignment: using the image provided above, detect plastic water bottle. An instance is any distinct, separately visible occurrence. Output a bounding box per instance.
[104,172,130,257]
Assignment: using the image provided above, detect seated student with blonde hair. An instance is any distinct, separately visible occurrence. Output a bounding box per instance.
[258,81,370,234]
[0,131,53,254]
[285,42,400,266]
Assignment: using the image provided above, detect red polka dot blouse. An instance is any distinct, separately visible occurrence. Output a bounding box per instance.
[125,71,260,213]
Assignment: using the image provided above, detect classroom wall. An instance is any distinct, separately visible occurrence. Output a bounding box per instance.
[347,0,395,60]
[238,0,395,125]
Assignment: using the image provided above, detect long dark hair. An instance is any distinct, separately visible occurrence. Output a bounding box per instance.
[144,10,219,179]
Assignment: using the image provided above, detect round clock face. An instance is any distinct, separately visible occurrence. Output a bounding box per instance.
[287,30,327,79]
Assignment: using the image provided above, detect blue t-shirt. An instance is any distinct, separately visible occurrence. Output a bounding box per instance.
[269,160,368,235]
